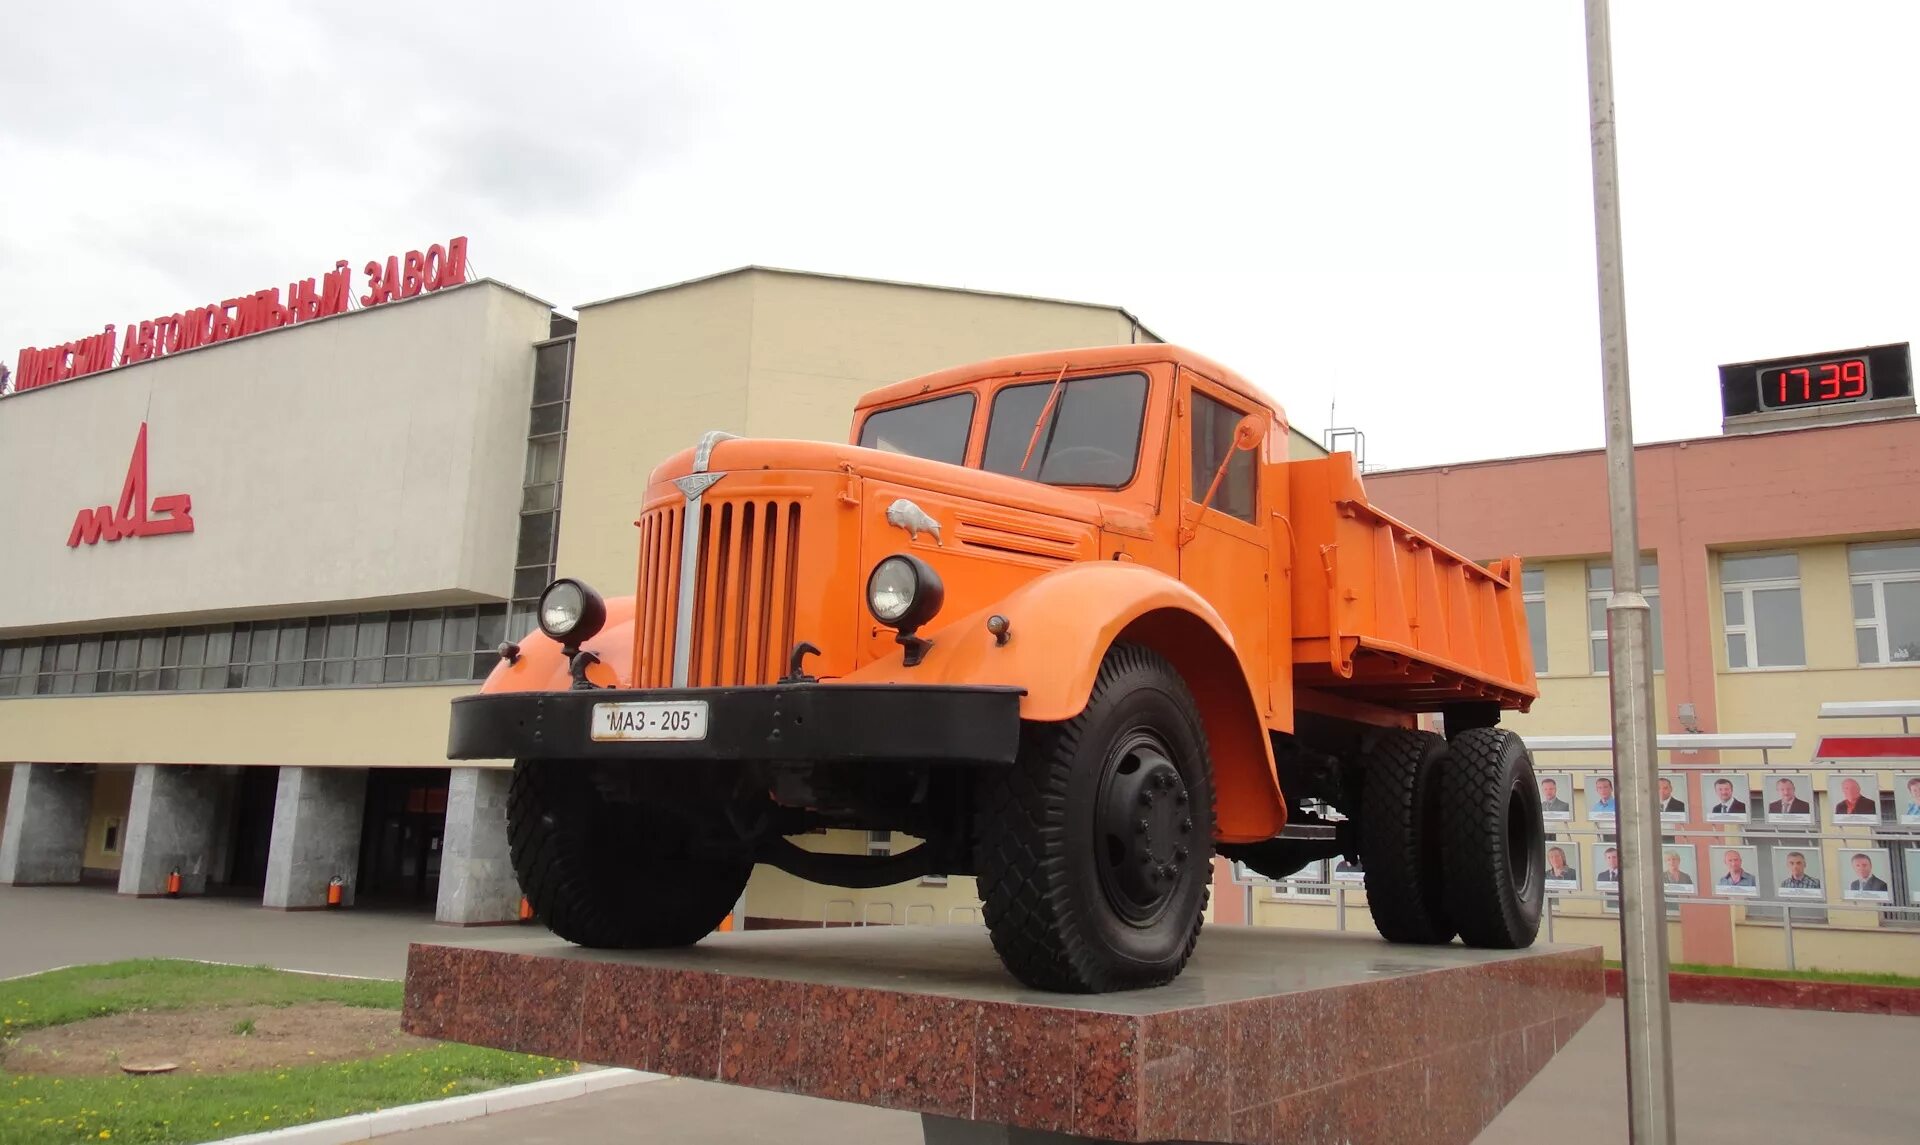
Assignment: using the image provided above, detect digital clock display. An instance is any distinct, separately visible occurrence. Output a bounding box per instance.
[1718,342,1912,424]
[1757,357,1870,410]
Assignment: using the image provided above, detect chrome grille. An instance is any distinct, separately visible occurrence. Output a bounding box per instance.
[635,498,802,688]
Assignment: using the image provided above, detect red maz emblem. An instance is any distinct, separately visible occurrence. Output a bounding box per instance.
[67,423,195,547]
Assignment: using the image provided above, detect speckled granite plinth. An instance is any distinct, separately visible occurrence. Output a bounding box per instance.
[403,926,1602,1145]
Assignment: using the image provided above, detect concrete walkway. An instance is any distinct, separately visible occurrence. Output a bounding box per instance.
[5,886,1910,1143]
[0,884,452,980]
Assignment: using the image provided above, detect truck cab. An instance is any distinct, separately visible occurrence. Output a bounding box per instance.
[452,344,1542,993]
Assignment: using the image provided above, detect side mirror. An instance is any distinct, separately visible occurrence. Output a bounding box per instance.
[1233,412,1266,452]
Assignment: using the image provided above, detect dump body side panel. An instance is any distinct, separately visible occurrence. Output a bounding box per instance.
[1288,453,1537,712]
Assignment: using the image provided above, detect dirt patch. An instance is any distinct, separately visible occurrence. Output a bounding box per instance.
[1,1003,434,1077]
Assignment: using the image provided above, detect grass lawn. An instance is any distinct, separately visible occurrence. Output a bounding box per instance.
[1602,959,1920,989]
[2,960,566,1145]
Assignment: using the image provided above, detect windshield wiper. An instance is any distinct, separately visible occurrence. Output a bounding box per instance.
[1018,363,1070,475]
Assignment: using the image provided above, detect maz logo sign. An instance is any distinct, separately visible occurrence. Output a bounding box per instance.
[68,422,195,547]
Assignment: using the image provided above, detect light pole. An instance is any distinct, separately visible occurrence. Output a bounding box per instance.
[1581,2,1676,1142]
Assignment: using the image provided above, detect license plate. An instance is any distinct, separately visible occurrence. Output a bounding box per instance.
[589,701,709,742]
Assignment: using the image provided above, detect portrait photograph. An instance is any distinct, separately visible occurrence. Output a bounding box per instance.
[1772,847,1826,900]
[1709,846,1759,897]
[1537,773,1574,822]
[1593,843,1623,894]
[1703,773,1748,823]
[1898,774,1920,826]
[1659,846,1698,895]
[1762,773,1815,825]
[1656,773,1689,823]
[1544,845,1580,891]
[1840,849,1893,904]
[1829,774,1881,825]
[1587,773,1619,822]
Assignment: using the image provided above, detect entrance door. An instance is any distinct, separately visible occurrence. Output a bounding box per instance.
[357,769,447,907]
[1176,370,1271,717]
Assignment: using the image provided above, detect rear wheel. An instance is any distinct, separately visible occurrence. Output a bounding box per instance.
[1357,728,1456,944]
[508,761,752,948]
[973,644,1215,993]
[1436,728,1545,948]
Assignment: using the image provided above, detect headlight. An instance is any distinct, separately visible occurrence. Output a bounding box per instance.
[866,554,944,631]
[538,578,606,644]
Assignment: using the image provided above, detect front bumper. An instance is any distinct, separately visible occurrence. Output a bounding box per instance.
[448,683,1024,764]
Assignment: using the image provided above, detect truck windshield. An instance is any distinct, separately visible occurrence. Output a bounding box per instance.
[983,372,1148,488]
[857,392,976,464]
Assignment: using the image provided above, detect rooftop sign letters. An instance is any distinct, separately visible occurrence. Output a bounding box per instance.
[11,236,470,399]
[68,422,195,548]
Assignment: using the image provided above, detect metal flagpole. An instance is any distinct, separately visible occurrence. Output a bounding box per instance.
[1581,2,1676,1142]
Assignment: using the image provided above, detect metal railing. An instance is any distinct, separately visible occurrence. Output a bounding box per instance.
[1233,728,1920,970]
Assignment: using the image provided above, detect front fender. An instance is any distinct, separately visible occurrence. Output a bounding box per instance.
[844,562,1283,842]
[478,597,637,693]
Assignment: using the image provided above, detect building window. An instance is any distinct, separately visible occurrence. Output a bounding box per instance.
[1722,551,1805,669]
[512,337,574,638]
[1522,567,1548,674]
[1587,559,1662,674]
[0,606,506,701]
[866,830,893,857]
[1850,540,1920,665]
[101,817,122,855]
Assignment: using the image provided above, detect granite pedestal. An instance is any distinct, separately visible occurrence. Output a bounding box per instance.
[404,925,1601,1144]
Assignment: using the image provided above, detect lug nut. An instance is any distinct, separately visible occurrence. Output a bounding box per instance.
[1136,819,1150,834]
[1180,817,1193,833]
[1140,790,1155,806]
[1174,845,1189,861]
[1175,790,1189,806]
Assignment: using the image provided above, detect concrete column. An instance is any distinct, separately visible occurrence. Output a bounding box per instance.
[118,765,223,897]
[436,767,521,924]
[0,764,93,886]
[263,767,367,909]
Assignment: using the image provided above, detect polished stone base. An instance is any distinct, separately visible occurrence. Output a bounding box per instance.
[403,925,1602,1145]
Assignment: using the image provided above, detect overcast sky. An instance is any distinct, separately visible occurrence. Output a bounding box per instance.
[3,2,1915,468]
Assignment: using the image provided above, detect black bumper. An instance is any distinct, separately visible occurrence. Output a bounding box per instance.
[448,683,1024,765]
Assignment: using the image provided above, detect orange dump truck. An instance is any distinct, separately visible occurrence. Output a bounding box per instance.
[451,344,1540,993]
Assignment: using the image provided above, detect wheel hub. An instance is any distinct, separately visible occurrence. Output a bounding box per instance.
[1097,731,1194,924]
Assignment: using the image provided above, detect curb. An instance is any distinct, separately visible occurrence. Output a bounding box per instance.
[210,1068,661,1144]
[1602,968,1920,1017]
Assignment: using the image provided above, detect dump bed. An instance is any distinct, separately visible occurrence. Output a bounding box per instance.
[1288,453,1537,712]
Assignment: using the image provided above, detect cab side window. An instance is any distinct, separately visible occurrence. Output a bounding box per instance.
[1190,391,1257,523]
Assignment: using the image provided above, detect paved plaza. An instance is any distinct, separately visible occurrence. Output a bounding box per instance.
[2,886,1910,1143]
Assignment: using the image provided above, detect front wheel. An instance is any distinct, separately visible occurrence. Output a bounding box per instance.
[508,761,752,948]
[1435,728,1545,948]
[973,644,1215,993]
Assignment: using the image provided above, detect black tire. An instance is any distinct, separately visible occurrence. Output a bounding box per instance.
[1436,727,1544,948]
[1357,728,1456,944]
[508,761,752,948]
[973,643,1215,993]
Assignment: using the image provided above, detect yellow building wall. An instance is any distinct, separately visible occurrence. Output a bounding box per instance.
[0,684,484,768]
[1714,542,1920,764]
[744,829,984,926]
[559,268,1168,597]
[81,766,135,873]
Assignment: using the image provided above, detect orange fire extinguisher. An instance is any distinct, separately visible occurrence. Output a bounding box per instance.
[326,876,345,908]
[166,869,182,897]
[519,896,535,923]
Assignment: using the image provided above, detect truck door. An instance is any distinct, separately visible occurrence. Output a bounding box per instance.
[1176,370,1272,719]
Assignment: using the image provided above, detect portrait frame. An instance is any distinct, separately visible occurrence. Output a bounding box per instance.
[1702,773,1749,823]
[1762,773,1815,826]
[1840,848,1893,904]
